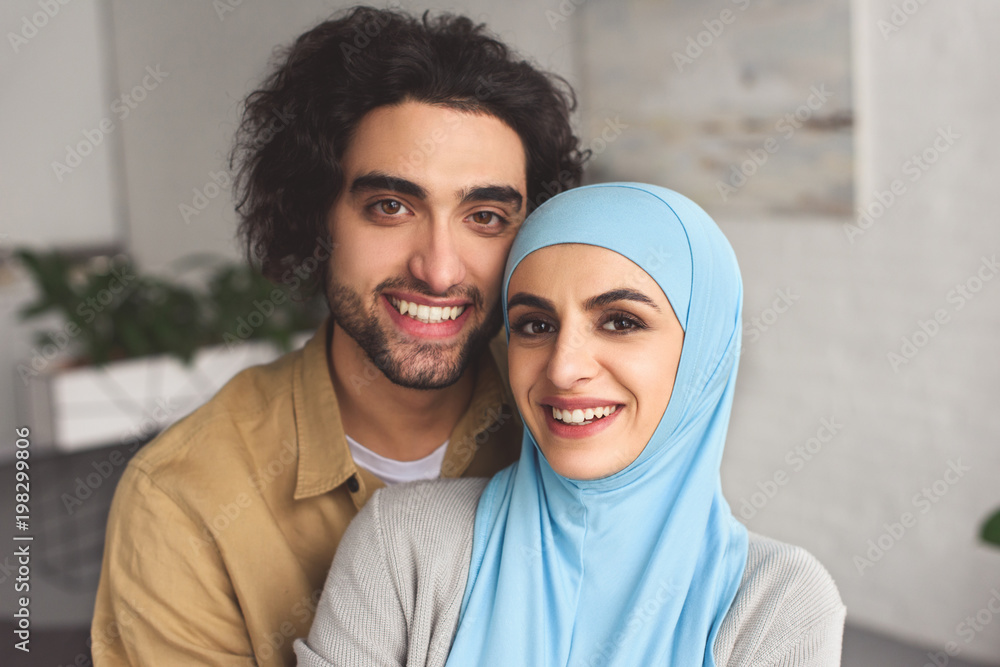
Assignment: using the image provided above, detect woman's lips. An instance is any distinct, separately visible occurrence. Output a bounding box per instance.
[541,401,624,439]
[550,404,617,425]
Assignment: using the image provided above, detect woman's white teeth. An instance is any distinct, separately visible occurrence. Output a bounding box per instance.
[551,405,617,425]
[390,297,466,323]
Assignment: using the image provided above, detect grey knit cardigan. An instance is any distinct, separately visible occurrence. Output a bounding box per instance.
[296,478,845,666]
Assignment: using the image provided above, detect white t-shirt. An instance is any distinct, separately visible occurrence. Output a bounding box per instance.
[345,434,449,485]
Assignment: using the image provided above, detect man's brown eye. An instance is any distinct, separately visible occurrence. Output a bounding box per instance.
[379,200,402,214]
[472,211,498,225]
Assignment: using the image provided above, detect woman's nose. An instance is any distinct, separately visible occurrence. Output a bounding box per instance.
[546,325,599,389]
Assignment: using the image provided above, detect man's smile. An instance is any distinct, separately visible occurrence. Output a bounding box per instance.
[387,295,468,324]
[381,294,473,339]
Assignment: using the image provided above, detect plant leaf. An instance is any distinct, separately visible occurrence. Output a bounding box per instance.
[982,509,1000,548]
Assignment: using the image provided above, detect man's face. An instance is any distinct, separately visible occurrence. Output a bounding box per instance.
[326,100,528,389]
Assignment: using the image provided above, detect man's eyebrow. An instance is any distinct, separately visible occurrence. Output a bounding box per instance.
[506,293,554,312]
[460,185,523,213]
[584,288,661,312]
[350,172,426,199]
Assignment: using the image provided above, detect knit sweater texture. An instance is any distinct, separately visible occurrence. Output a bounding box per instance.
[295,478,845,666]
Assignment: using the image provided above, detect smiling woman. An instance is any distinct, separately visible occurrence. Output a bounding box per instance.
[297,183,846,667]
[506,244,685,480]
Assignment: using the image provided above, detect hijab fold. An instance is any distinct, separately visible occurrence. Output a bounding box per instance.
[445,183,748,667]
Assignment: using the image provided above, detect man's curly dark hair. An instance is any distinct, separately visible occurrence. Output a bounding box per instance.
[231,5,589,293]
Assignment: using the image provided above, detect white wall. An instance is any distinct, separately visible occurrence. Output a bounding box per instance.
[0,0,121,250]
[719,0,1000,662]
[2,0,998,658]
[106,0,579,271]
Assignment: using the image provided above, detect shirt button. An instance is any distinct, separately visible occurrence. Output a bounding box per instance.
[346,475,360,493]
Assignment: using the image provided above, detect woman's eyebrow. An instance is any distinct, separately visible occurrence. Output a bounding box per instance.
[506,293,554,312]
[584,288,661,312]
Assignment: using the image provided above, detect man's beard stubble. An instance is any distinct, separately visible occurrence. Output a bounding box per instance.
[326,277,503,390]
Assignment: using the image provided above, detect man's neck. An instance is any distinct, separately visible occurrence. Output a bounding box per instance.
[327,323,476,462]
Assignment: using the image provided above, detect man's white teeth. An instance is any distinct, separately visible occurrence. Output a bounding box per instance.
[551,405,617,425]
[390,297,466,324]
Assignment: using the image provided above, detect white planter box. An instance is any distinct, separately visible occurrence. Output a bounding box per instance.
[17,334,310,453]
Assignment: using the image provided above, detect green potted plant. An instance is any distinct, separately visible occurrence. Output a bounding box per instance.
[14,249,325,452]
[982,510,1000,548]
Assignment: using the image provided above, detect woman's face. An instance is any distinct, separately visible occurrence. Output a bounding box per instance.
[506,244,684,480]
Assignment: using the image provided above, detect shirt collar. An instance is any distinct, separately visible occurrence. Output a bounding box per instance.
[293,317,514,500]
[294,317,354,500]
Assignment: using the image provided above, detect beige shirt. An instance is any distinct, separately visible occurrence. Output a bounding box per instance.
[91,319,522,666]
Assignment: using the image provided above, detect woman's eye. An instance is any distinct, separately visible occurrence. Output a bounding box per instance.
[601,315,640,332]
[518,320,554,335]
[374,199,409,216]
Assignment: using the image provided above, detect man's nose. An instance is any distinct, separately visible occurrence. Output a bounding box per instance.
[407,219,467,295]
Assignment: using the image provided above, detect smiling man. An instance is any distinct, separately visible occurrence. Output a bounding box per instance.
[324,102,528,467]
[92,7,586,666]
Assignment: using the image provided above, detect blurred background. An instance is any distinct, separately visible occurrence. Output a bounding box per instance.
[1,0,998,664]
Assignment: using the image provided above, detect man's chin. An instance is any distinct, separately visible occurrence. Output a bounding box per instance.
[374,310,502,390]
[327,281,502,391]
[371,345,470,390]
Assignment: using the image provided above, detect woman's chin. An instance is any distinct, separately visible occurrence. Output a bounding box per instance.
[531,408,646,480]
[540,447,637,481]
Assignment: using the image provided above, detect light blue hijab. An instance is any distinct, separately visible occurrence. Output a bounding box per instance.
[444,183,749,666]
